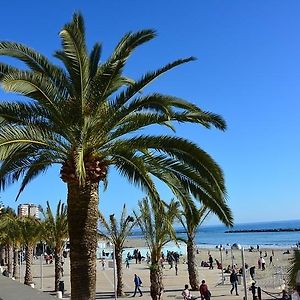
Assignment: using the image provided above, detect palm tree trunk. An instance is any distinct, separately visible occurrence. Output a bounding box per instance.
[150,263,164,300]
[13,247,19,278]
[187,237,200,290]
[0,245,5,266]
[7,244,13,275]
[4,246,8,265]
[67,181,99,300]
[115,247,124,296]
[54,250,62,292]
[24,245,33,285]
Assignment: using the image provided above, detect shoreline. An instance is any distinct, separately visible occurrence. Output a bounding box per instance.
[123,237,298,250]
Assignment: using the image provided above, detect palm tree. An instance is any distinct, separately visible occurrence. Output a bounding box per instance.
[288,250,300,288]
[98,205,135,296]
[42,200,68,291]
[0,208,19,277]
[0,13,227,300]
[179,203,232,290]
[134,197,179,300]
[18,216,42,285]
[150,172,233,291]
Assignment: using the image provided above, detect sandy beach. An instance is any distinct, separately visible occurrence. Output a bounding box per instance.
[23,239,295,300]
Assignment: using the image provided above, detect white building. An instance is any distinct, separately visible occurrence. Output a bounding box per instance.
[17,203,40,219]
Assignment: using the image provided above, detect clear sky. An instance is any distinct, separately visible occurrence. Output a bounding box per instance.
[0,1,299,225]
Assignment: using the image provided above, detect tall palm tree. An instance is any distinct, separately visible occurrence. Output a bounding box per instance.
[98,204,135,296]
[134,197,179,300]
[18,216,42,285]
[0,13,227,300]
[42,200,68,291]
[288,250,300,288]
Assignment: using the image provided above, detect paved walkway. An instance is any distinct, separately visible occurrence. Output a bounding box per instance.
[1,257,281,299]
[0,275,54,300]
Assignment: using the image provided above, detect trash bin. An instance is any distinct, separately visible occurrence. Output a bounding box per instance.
[58,280,64,294]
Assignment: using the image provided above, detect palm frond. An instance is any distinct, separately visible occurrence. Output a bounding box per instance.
[0,41,70,90]
[15,157,53,201]
[112,57,196,109]
[113,151,159,201]
[89,43,102,79]
[58,13,89,102]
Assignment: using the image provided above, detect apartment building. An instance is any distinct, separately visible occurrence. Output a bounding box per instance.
[17,203,40,219]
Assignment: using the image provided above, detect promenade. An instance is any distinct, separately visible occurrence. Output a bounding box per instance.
[6,247,289,299]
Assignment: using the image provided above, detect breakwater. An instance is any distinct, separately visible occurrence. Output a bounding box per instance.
[225,228,300,233]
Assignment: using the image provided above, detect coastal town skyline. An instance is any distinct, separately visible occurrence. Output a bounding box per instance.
[0,1,300,225]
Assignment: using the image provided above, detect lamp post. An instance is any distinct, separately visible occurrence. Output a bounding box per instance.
[232,244,247,300]
[40,242,45,290]
[218,245,224,284]
[229,244,234,268]
[231,243,247,300]
[112,243,117,300]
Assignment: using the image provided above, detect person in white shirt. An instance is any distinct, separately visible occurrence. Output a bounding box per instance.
[182,284,192,300]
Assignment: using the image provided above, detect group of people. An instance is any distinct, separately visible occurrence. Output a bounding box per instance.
[182,280,211,300]
[132,249,143,264]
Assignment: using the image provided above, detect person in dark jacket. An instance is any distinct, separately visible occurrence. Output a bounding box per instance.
[199,280,211,300]
[230,269,239,296]
[133,274,143,297]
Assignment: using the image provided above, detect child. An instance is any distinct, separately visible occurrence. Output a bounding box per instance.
[182,284,192,300]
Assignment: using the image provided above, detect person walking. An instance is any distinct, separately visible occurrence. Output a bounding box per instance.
[182,284,192,300]
[199,280,211,300]
[250,266,255,280]
[125,257,130,268]
[249,282,257,300]
[230,269,239,296]
[133,274,143,297]
[269,255,273,266]
[261,257,266,270]
[208,255,213,269]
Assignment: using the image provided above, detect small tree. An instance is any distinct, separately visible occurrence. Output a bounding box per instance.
[42,200,68,291]
[153,174,233,290]
[18,216,41,285]
[134,197,179,300]
[98,204,135,296]
[0,208,19,277]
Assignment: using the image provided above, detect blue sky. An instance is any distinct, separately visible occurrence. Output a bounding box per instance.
[0,1,300,225]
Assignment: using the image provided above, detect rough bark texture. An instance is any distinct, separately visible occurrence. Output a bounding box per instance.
[187,238,200,290]
[67,181,99,300]
[54,250,62,292]
[24,245,33,285]
[150,263,164,300]
[4,246,7,265]
[7,244,13,275]
[115,247,124,296]
[0,245,5,266]
[13,248,19,278]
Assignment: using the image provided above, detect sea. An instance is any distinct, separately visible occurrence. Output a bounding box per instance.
[99,219,300,259]
[186,219,300,249]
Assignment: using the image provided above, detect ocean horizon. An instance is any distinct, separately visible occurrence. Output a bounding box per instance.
[97,219,300,259]
[130,219,300,249]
